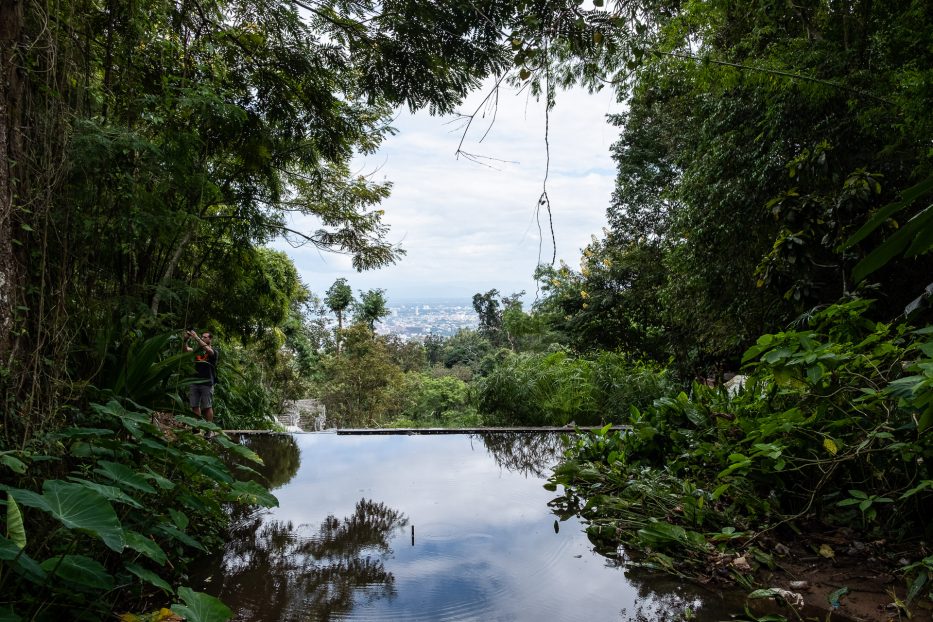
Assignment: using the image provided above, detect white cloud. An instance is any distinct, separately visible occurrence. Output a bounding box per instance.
[276,80,622,302]
[253,434,722,621]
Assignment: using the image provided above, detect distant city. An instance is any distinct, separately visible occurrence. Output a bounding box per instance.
[376,299,478,339]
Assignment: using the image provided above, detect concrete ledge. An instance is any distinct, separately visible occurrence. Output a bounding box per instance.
[223,426,629,435]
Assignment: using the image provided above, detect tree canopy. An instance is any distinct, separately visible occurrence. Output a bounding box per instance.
[0,0,514,438]
[527,0,933,370]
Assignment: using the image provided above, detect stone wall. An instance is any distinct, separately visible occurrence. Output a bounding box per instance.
[279,399,326,432]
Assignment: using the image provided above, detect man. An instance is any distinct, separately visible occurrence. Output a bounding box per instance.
[183,329,217,425]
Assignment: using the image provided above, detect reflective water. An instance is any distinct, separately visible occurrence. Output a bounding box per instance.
[199,433,737,621]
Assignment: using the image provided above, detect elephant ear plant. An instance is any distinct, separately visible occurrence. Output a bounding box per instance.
[1,368,277,621]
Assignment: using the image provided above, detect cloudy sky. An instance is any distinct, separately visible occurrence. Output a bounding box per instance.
[275,80,623,304]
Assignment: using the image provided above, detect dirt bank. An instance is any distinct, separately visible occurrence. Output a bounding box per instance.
[744,529,931,621]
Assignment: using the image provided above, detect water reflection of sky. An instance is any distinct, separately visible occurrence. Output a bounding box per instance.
[210,434,725,622]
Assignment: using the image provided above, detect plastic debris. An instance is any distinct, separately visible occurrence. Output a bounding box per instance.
[828,586,849,608]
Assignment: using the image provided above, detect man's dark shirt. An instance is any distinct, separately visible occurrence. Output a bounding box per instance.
[194,348,217,385]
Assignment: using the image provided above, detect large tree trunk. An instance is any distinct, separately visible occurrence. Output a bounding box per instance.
[0,0,23,362]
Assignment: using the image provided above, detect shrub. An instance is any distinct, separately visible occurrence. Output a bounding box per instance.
[477,351,675,426]
[384,373,479,428]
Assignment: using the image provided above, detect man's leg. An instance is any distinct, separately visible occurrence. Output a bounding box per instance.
[189,385,201,417]
[202,385,215,424]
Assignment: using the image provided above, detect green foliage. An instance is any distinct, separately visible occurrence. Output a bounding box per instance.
[843,174,933,283]
[0,329,277,618]
[548,302,933,584]
[435,329,497,375]
[535,249,668,360]
[325,278,354,346]
[5,497,26,550]
[3,0,517,446]
[10,480,125,552]
[353,289,390,333]
[211,296,334,430]
[171,587,232,622]
[384,373,480,428]
[211,340,286,430]
[0,398,275,619]
[472,289,525,348]
[529,0,933,372]
[478,350,675,426]
[204,248,308,341]
[383,335,428,372]
[318,325,403,427]
[92,332,192,411]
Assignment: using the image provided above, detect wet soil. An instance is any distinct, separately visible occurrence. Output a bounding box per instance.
[745,528,931,621]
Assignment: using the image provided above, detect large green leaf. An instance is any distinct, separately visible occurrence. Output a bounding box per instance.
[67,478,144,510]
[125,562,173,593]
[124,530,168,565]
[94,460,157,494]
[156,523,206,552]
[139,437,172,455]
[0,535,45,583]
[0,606,22,621]
[852,203,933,282]
[40,554,114,590]
[184,454,234,484]
[168,509,189,531]
[226,480,278,508]
[49,427,115,440]
[177,491,211,515]
[214,436,263,464]
[174,415,221,432]
[5,495,26,549]
[41,480,125,552]
[843,174,933,248]
[905,206,933,257]
[2,486,49,512]
[0,453,27,474]
[637,520,688,546]
[171,587,232,622]
[143,466,176,490]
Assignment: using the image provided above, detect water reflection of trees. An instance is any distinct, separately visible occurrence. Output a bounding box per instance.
[236,434,301,490]
[476,432,567,478]
[548,477,734,622]
[209,499,408,621]
[615,568,737,622]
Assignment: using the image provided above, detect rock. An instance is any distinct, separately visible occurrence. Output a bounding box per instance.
[818,543,835,559]
[774,589,804,608]
[724,374,747,397]
[279,399,327,431]
[733,556,752,572]
[788,580,809,591]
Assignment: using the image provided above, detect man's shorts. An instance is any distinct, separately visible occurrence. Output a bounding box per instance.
[189,383,214,409]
